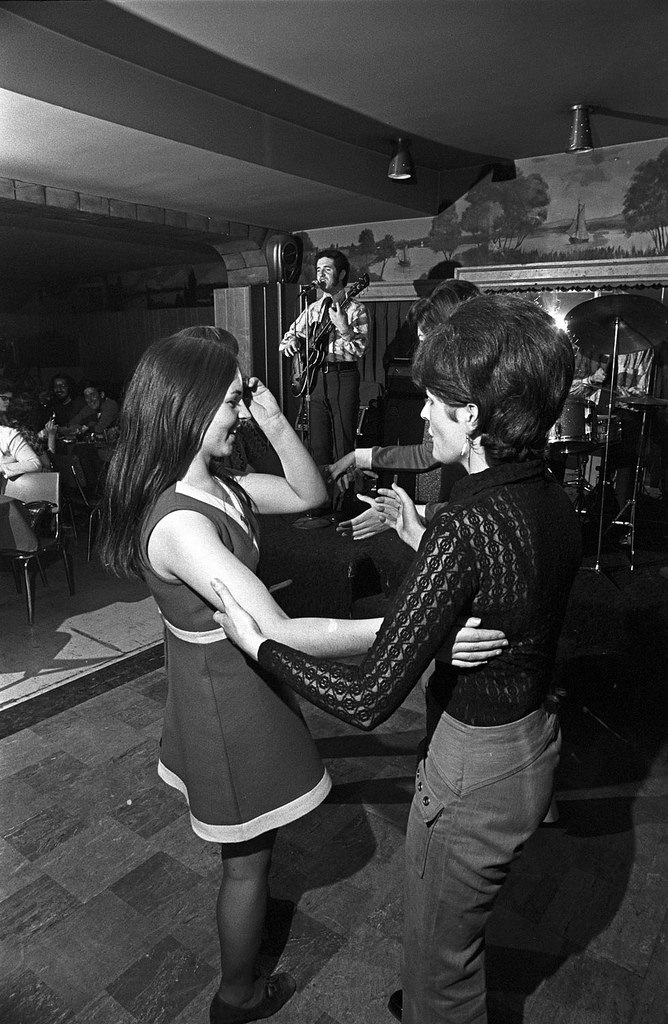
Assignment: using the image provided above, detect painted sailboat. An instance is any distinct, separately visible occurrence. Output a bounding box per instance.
[568,200,589,244]
[397,244,411,267]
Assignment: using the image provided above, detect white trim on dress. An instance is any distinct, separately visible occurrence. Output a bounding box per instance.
[158,760,332,843]
[175,477,258,551]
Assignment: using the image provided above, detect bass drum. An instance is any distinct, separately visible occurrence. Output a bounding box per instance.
[548,398,597,453]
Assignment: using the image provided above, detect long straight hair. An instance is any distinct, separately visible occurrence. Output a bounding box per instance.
[98,327,245,578]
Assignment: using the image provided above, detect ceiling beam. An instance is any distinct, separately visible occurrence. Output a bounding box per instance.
[0,2,511,218]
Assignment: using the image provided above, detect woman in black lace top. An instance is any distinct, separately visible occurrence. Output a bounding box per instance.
[213,295,582,1024]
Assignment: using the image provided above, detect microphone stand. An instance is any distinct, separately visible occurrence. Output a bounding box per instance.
[293,282,331,530]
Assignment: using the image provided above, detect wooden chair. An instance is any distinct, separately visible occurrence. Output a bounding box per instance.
[0,475,75,624]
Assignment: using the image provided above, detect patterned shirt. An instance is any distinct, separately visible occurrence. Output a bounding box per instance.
[280,290,368,363]
[571,347,653,408]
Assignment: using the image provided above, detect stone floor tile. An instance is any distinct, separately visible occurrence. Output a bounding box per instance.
[0,773,50,832]
[110,784,187,839]
[4,803,89,861]
[0,728,60,782]
[110,852,204,922]
[30,711,148,767]
[74,993,137,1024]
[0,836,42,902]
[49,761,141,825]
[0,873,82,945]
[0,967,74,1024]
[106,934,216,1024]
[13,750,89,794]
[37,816,153,902]
[21,890,157,1012]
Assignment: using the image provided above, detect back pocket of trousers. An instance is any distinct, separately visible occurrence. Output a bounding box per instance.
[410,761,444,878]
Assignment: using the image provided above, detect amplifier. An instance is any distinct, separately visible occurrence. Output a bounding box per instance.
[386,360,420,396]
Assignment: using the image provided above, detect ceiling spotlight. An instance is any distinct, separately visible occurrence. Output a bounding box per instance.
[566,104,593,153]
[388,137,413,180]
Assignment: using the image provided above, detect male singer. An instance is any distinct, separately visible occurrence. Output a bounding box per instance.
[280,249,368,481]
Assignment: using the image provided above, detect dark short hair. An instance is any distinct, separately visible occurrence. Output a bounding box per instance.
[0,377,14,393]
[415,279,480,335]
[412,294,574,463]
[316,248,350,286]
[50,373,76,393]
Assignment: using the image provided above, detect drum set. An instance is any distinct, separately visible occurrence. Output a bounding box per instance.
[549,293,668,573]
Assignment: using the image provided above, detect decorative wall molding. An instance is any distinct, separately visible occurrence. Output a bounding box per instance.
[456,257,668,291]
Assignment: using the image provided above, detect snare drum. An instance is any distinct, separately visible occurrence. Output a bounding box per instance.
[548,398,597,453]
[596,413,622,446]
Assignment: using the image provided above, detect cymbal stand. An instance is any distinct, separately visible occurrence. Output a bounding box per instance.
[609,404,648,572]
[580,317,621,583]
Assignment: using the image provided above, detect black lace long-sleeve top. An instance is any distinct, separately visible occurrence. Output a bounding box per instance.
[258,461,582,731]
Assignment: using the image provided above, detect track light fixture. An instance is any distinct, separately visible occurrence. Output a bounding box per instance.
[566,103,668,154]
[566,104,593,153]
[388,138,413,180]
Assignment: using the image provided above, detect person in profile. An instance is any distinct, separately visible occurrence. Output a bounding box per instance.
[212,295,582,1024]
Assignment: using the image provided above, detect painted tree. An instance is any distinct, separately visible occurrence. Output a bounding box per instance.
[375,233,397,279]
[623,147,668,253]
[461,171,550,252]
[426,206,462,258]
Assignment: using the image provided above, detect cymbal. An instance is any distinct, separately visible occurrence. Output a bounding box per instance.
[566,294,668,355]
[619,394,668,407]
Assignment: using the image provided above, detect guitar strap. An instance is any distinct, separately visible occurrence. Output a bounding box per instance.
[315,295,335,352]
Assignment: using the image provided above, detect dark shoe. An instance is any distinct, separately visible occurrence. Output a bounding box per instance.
[210,974,296,1023]
[388,989,403,1021]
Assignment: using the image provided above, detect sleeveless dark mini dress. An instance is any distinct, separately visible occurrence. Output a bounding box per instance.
[141,478,331,843]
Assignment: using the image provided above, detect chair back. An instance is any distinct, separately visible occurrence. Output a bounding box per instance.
[0,495,39,552]
[4,471,62,513]
[51,453,92,502]
[4,472,62,539]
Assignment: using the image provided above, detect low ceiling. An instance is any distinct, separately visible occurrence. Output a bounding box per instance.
[1,0,667,286]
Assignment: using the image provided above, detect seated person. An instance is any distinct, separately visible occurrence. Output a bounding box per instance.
[67,383,120,436]
[42,374,85,427]
[5,391,52,470]
[0,424,43,481]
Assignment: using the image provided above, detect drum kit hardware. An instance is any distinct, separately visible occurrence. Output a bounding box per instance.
[560,294,668,577]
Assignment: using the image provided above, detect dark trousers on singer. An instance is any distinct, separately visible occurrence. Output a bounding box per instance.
[307,362,360,470]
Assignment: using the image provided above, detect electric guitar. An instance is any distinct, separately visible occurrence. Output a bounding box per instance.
[290,274,369,398]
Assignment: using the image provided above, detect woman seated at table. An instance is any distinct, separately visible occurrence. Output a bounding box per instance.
[212,295,582,1024]
[0,383,44,481]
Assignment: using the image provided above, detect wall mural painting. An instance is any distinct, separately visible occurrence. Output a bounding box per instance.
[299,137,668,285]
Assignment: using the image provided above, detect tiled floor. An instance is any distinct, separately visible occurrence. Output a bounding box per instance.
[1,502,667,1024]
[0,530,162,712]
